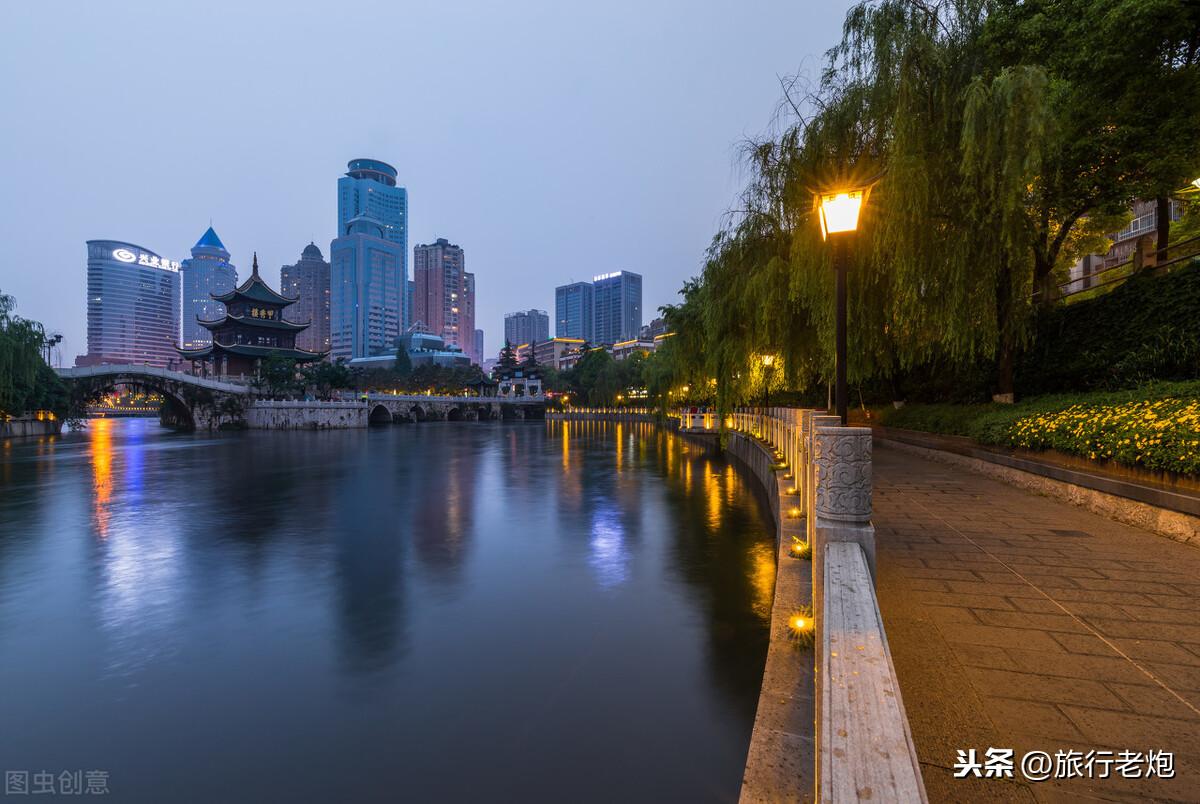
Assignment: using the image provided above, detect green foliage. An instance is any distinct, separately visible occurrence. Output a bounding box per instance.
[393,345,413,378]
[1018,260,1200,394]
[254,355,300,398]
[664,0,1200,410]
[0,289,67,417]
[299,359,354,398]
[497,340,518,371]
[879,381,1200,475]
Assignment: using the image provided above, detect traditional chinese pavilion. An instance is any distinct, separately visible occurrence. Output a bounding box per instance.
[178,253,326,377]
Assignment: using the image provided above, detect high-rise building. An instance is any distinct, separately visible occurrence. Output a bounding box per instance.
[592,270,642,345]
[462,271,477,363]
[414,238,474,359]
[337,158,408,250]
[330,215,405,361]
[77,240,181,368]
[281,242,331,355]
[179,227,238,351]
[555,281,594,342]
[474,329,484,363]
[504,309,549,347]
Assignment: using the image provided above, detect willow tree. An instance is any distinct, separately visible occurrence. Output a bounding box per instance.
[0,290,63,417]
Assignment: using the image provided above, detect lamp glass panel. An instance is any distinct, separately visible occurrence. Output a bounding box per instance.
[819,191,864,234]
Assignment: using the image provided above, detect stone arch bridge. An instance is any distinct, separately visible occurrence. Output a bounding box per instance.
[57,365,544,430]
[362,394,544,425]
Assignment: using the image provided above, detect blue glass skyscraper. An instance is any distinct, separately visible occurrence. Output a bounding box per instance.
[592,271,642,345]
[338,158,408,252]
[330,215,404,361]
[331,158,409,359]
[179,227,238,350]
[555,281,594,342]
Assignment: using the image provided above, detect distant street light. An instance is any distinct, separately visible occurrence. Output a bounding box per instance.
[817,186,871,425]
[760,354,776,408]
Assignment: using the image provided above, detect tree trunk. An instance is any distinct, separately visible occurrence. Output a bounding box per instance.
[1033,251,1057,308]
[1156,196,1171,261]
[993,257,1016,403]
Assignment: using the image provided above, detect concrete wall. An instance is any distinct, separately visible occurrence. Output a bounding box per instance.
[246,401,367,429]
[0,417,63,438]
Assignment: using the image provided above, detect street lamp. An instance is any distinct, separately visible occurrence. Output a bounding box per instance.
[817,187,870,425]
[760,354,776,409]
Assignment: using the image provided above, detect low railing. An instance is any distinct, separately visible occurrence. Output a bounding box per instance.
[250,399,364,409]
[726,407,926,803]
[1050,233,1200,302]
[57,364,250,394]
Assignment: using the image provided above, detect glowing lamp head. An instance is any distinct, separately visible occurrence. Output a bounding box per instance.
[761,354,775,368]
[1193,177,1200,190]
[817,189,866,239]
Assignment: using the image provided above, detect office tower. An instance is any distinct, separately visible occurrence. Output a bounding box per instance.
[555,281,594,341]
[504,309,550,347]
[592,270,642,345]
[337,158,408,250]
[474,329,484,363]
[414,238,473,358]
[407,279,415,331]
[462,271,477,363]
[78,240,180,368]
[281,242,331,354]
[330,215,404,361]
[179,227,238,350]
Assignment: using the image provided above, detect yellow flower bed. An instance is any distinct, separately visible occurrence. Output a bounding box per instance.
[1003,399,1200,475]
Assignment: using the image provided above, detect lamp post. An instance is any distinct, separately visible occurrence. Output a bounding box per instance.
[817,188,869,425]
[760,354,776,409]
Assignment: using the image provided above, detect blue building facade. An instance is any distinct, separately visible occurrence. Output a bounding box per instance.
[179,227,238,350]
[592,271,642,345]
[330,215,405,361]
[78,240,181,368]
[338,158,408,252]
[555,281,594,342]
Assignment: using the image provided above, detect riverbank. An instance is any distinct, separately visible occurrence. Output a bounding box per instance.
[0,415,62,438]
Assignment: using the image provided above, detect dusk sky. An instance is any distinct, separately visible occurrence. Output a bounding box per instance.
[0,1,854,362]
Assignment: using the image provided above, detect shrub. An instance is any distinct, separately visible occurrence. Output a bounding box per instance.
[879,381,1200,476]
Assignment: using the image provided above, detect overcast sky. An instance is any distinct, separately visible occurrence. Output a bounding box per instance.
[0,0,854,362]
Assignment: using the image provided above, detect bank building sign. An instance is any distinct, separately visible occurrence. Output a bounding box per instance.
[112,247,180,272]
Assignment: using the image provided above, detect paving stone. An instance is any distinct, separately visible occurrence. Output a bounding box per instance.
[872,445,1200,800]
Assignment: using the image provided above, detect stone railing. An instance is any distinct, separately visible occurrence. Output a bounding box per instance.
[727,407,925,803]
[547,407,653,421]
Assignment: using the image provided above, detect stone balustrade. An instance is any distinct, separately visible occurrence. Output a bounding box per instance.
[724,406,925,804]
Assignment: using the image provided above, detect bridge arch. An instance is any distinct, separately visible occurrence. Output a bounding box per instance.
[368,404,392,426]
[410,405,427,422]
[446,407,463,422]
[56,364,250,431]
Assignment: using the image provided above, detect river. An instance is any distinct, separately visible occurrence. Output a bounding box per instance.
[0,417,774,802]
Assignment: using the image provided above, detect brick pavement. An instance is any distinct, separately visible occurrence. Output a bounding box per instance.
[873,444,1200,803]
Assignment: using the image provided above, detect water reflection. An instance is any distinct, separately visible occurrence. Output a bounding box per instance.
[0,418,774,803]
[588,504,630,588]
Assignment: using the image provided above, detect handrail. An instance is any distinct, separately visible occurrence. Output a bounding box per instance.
[57,364,250,394]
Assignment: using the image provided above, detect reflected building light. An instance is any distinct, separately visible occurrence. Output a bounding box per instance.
[589,505,630,589]
[704,467,721,530]
[90,418,114,539]
[749,541,775,621]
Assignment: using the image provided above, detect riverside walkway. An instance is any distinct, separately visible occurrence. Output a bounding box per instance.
[873,443,1200,802]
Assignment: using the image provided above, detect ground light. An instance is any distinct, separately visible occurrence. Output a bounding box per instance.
[816,182,873,425]
[789,538,811,560]
[788,608,815,647]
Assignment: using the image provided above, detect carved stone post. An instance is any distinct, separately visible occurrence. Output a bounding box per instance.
[812,424,876,583]
[807,414,841,543]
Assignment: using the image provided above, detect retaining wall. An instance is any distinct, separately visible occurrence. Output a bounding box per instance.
[245,401,367,429]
